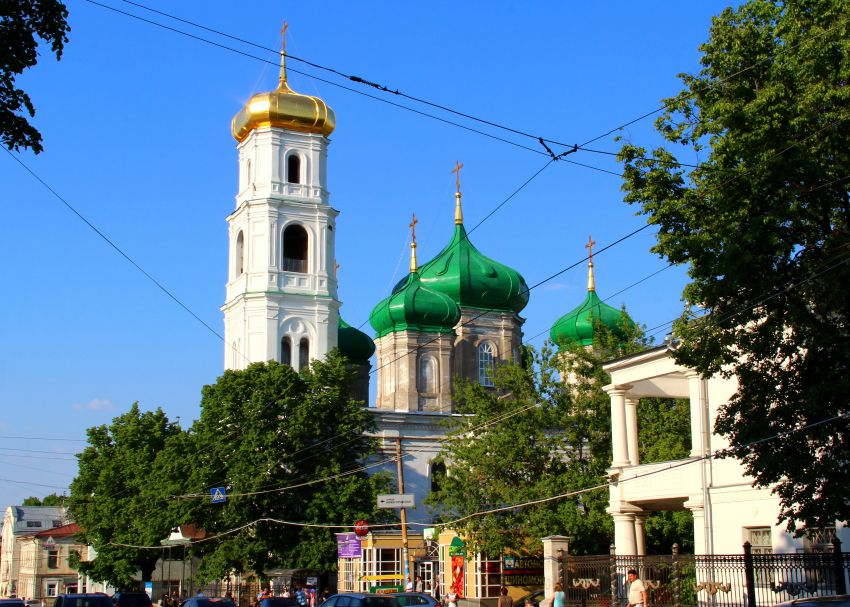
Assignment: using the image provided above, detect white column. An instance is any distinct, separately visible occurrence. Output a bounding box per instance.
[605,385,632,467]
[612,513,637,555]
[625,397,640,466]
[685,498,707,555]
[542,536,569,597]
[634,514,647,556]
[687,372,707,457]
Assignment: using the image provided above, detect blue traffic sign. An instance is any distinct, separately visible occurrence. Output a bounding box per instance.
[210,487,227,503]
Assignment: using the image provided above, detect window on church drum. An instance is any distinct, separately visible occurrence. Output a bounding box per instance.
[287,154,301,184]
[283,224,308,273]
[419,356,437,394]
[299,338,309,370]
[281,336,292,366]
[235,231,245,276]
[478,342,496,387]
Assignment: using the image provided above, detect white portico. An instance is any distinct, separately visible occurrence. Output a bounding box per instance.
[602,344,848,556]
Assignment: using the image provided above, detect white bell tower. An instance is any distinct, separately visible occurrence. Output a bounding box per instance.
[222,30,339,370]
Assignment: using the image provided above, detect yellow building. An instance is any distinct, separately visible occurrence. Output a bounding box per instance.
[16,523,84,600]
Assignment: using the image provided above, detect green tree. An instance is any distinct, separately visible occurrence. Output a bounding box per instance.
[1,0,70,153]
[21,493,66,506]
[67,404,181,588]
[428,318,672,556]
[174,353,391,581]
[617,0,850,531]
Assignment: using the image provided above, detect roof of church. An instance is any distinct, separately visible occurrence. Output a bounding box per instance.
[415,184,529,313]
[550,242,634,347]
[337,316,375,363]
[370,232,462,338]
[231,27,335,141]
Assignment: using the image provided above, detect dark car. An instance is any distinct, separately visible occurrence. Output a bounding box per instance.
[178,598,237,607]
[387,593,439,607]
[320,594,400,607]
[259,599,300,607]
[54,594,114,607]
[515,589,545,607]
[112,593,152,607]
[0,599,25,607]
[776,597,850,607]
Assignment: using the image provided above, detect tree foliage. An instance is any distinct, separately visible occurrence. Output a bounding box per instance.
[428,318,691,556]
[67,404,181,588]
[22,493,65,506]
[617,0,850,530]
[172,354,392,581]
[1,0,70,153]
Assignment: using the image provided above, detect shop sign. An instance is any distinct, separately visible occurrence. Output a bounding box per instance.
[337,533,362,558]
[502,556,544,586]
[448,537,465,557]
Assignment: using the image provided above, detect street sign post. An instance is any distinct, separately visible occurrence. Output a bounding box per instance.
[377,494,415,509]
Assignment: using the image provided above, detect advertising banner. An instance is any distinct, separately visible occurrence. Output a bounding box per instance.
[503,556,544,586]
[337,532,362,558]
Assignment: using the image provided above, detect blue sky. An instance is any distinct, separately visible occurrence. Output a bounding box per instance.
[0,1,735,507]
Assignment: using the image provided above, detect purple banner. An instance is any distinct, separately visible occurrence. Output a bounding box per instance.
[337,533,362,558]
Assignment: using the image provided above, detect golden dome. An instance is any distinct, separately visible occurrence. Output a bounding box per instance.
[231,29,335,141]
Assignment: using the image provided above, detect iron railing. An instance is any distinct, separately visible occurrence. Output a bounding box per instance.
[560,538,849,607]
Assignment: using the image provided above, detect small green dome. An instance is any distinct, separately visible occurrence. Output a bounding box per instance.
[338,316,375,363]
[370,271,461,338]
[417,223,529,313]
[550,289,634,347]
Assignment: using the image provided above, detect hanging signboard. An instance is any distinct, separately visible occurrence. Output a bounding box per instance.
[337,532,362,558]
[503,556,544,586]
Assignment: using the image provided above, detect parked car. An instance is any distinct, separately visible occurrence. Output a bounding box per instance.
[112,593,152,607]
[258,599,300,607]
[54,594,113,607]
[386,593,439,607]
[515,589,545,607]
[0,599,25,607]
[178,598,237,607]
[776,596,850,607]
[320,594,400,607]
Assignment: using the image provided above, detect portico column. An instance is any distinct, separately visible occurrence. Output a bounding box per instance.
[685,498,707,555]
[634,513,647,556]
[686,372,707,457]
[612,513,637,555]
[625,397,640,466]
[604,385,632,467]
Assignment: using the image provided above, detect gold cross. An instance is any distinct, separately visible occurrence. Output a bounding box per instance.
[409,212,419,244]
[451,160,464,193]
[585,235,596,262]
[281,21,288,53]
[334,259,339,278]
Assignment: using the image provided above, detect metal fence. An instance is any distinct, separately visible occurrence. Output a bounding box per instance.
[560,539,849,607]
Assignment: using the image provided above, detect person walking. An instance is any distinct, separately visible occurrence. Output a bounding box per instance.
[627,570,648,607]
[497,587,513,607]
[415,577,424,593]
[446,588,458,607]
[550,583,565,607]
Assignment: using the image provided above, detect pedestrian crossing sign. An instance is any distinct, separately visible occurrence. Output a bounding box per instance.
[211,487,227,503]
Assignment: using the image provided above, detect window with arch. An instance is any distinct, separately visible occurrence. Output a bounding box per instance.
[430,460,447,493]
[299,338,309,370]
[235,230,245,276]
[478,342,496,387]
[283,224,308,272]
[281,336,292,367]
[419,356,437,394]
[287,154,301,184]
[245,158,252,189]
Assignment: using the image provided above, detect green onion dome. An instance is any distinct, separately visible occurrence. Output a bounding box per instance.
[337,316,375,363]
[550,250,634,347]
[417,197,529,313]
[369,270,461,339]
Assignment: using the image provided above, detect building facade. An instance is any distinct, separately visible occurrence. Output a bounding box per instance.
[0,506,67,597]
[16,523,84,600]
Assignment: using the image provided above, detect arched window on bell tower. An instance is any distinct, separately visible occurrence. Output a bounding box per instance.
[283,224,308,273]
[287,154,301,184]
[235,231,245,276]
[281,336,292,367]
[299,338,309,370]
[478,342,496,387]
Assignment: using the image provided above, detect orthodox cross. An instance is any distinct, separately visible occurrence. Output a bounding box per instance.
[281,21,288,53]
[334,259,339,278]
[585,235,596,263]
[409,213,419,244]
[451,160,464,193]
